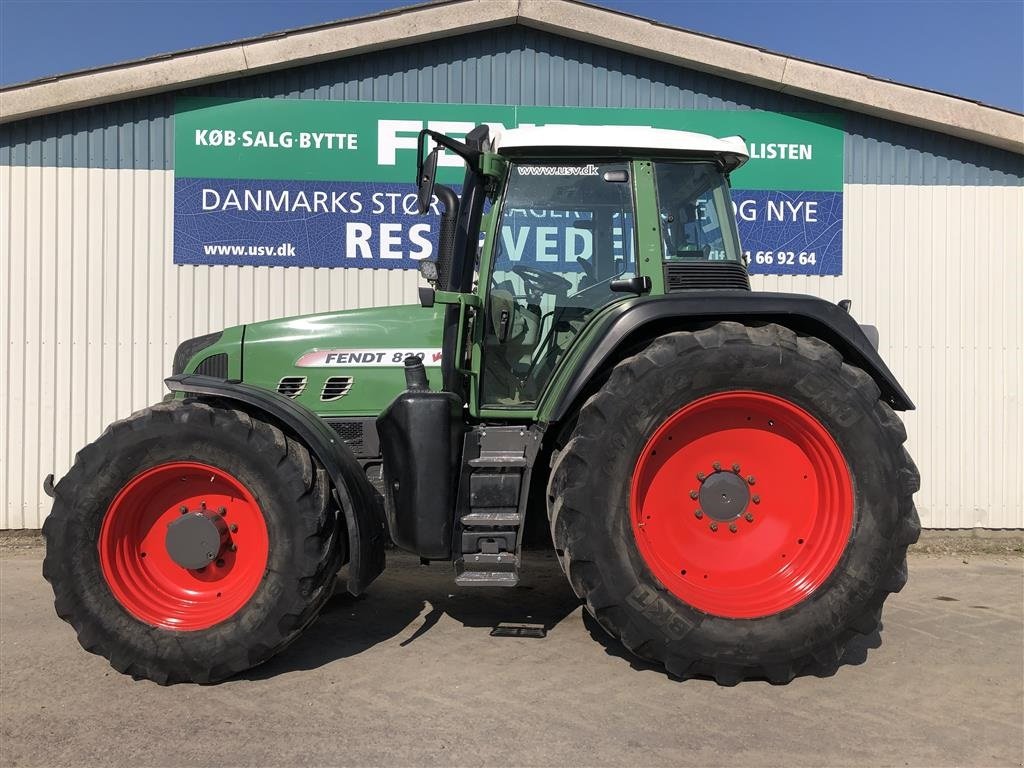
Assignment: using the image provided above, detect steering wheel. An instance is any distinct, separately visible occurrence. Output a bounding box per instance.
[513,265,572,297]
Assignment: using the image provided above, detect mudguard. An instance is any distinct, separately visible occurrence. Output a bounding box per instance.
[545,291,914,423]
[165,374,386,595]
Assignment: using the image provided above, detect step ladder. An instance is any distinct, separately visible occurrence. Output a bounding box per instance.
[454,425,542,587]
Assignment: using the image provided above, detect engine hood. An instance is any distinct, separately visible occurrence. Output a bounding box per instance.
[242,303,446,416]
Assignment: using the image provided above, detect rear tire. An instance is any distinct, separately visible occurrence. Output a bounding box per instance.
[547,322,920,684]
[43,400,345,684]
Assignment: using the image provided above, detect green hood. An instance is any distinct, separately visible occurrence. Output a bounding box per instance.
[241,303,445,416]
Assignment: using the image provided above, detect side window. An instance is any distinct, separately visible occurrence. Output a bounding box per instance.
[481,161,636,408]
[654,162,739,262]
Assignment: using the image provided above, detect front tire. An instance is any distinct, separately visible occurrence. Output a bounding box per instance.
[43,400,344,684]
[547,322,920,684]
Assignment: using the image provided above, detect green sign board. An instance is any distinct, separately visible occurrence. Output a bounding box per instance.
[176,97,842,191]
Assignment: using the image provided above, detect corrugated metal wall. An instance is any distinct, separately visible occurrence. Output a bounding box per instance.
[2,25,1023,529]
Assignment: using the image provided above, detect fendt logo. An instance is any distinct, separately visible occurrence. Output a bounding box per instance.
[295,348,443,368]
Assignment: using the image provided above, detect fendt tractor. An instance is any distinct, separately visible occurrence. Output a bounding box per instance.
[42,123,920,686]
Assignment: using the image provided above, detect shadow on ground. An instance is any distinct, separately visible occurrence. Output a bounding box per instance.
[243,547,884,685]
[242,549,581,680]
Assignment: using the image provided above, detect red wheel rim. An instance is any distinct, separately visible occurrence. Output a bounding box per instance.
[631,391,853,619]
[99,462,269,631]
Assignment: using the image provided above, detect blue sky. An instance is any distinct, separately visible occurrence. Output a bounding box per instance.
[1,0,1021,112]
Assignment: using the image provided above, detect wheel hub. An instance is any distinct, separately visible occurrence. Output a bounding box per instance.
[165,510,229,570]
[697,470,750,522]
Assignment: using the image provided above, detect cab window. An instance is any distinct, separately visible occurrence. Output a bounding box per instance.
[480,161,636,408]
[654,161,742,262]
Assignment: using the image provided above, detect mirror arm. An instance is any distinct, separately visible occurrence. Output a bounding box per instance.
[417,129,482,170]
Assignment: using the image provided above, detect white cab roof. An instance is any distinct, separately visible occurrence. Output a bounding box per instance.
[487,124,749,165]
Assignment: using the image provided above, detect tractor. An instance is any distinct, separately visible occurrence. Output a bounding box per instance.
[42,123,920,685]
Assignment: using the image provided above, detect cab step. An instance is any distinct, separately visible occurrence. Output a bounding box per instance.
[460,510,522,526]
[453,425,543,588]
[454,570,519,587]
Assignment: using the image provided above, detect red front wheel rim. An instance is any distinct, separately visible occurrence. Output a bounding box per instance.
[99,461,269,631]
[631,391,854,619]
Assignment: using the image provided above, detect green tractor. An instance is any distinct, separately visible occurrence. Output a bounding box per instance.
[42,123,919,685]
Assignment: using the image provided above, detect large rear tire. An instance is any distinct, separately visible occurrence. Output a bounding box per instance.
[43,400,345,684]
[547,322,920,684]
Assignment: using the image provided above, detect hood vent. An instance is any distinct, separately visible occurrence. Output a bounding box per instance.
[194,353,228,379]
[321,376,354,401]
[664,261,751,291]
[277,376,307,398]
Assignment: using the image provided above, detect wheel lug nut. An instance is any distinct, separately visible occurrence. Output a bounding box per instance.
[732,463,741,473]
[218,506,227,517]
[215,558,225,567]
[752,495,760,504]
[229,544,237,552]
[689,490,699,500]
[697,472,706,481]
[745,513,754,522]
[229,523,238,533]
[200,501,207,509]
[694,509,704,519]
[179,505,188,515]
[746,475,756,485]
[712,462,721,471]
[729,523,738,533]
[709,522,718,532]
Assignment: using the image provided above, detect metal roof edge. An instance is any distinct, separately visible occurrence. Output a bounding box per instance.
[0,0,518,124]
[0,0,1021,154]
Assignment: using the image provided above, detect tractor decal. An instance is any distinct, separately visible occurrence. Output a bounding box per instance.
[295,348,443,367]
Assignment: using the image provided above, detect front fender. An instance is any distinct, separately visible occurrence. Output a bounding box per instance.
[541,291,914,424]
[165,374,386,595]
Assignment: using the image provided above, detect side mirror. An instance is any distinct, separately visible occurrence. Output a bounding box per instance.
[416,148,439,215]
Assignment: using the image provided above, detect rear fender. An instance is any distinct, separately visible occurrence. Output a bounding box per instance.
[165,374,386,595]
[543,291,914,424]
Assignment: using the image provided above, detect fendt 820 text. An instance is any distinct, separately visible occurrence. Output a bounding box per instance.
[43,123,920,685]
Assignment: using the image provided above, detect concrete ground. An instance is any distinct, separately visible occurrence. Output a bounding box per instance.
[1,543,1021,767]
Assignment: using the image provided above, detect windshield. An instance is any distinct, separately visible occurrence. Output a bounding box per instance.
[654,161,742,262]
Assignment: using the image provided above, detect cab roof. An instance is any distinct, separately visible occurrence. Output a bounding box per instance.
[486,124,749,170]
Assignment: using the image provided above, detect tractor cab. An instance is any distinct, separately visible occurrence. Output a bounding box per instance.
[413,123,751,414]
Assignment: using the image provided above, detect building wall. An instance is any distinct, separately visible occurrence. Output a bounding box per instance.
[2,26,1022,529]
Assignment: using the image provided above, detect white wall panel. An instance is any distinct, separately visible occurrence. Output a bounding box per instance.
[0,168,425,529]
[751,183,1023,528]
[1,169,1022,528]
